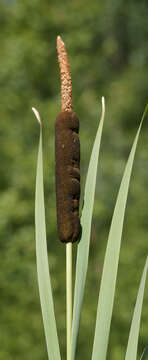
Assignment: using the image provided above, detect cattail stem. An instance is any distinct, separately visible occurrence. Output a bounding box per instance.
[66,243,72,360]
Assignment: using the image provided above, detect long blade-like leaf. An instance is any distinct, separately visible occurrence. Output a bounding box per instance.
[71,98,105,360]
[125,257,148,360]
[33,108,61,360]
[92,105,148,360]
[140,345,148,360]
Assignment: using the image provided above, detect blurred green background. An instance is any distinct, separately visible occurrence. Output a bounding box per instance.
[0,0,148,359]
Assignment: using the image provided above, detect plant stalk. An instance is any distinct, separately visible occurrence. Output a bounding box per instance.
[66,242,72,360]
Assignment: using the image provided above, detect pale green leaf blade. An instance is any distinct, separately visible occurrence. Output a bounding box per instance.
[140,345,148,360]
[92,106,148,360]
[33,108,61,360]
[71,98,105,360]
[125,257,148,360]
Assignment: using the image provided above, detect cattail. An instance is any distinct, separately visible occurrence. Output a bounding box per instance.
[55,36,81,243]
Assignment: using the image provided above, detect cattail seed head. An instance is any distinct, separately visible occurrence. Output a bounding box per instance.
[55,111,81,243]
[56,36,81,243]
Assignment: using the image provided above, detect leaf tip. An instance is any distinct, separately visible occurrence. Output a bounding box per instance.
[101,96,105,119]
[32,107,42,127]
[101,96,105,107]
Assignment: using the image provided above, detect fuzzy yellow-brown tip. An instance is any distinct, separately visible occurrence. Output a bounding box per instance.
[56,36,72,112]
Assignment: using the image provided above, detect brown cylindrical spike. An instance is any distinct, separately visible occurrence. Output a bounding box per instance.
[55,111,81,243]
[56,36,81,243]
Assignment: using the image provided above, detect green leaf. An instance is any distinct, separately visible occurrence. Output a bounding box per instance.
[71,98,105,360]
[92,105,148,360]
[125,258,148,360]
[140,345,148,360]
[34,108,61,360]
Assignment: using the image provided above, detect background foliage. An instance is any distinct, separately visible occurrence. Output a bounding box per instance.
[0,0,148,359]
